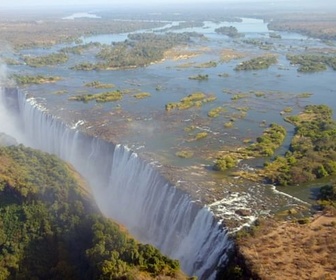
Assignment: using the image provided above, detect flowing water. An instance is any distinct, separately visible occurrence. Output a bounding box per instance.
[1,15,336,278]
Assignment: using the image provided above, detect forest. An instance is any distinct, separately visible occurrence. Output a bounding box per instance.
[71,32,200,70]
[263,105,336,185]
[0,143,183,279]
[286,54,336,72]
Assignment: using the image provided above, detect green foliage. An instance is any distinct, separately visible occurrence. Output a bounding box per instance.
[0,145,182,279]
[60,42,102,55]
[194,61,217,68]
[133,92,151,99]
[72,32,196,70]
[231,94,248,101]
[235,55,277,71]
[188,74,209,80]
[247,123,287,157]
[242,39,273,50]
[175,150,194,158]
[11,74,61,85]
[319,183,336,201]
[195,132,208,140]
[215,26,244,38]
[208,107,224,118]
[297,92,313,98]
[286,54,336,72]
[69,90,123,103]
[84,81,115,89]
[165,92,216,111]
[224,121,234,128]
[213,156,237,171]
[264,105,336,185]
[23,52,68,67]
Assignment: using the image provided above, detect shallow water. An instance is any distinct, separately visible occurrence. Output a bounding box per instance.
[8,16,336,221]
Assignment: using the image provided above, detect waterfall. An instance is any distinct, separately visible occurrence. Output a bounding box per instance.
[1,88,233,279]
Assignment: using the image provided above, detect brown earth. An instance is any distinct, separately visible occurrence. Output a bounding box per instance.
[0,18,163,49]
[267,13,336,40]
[237,212,336,280]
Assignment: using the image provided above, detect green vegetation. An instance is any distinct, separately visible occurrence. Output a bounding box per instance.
[3,57,22,65]
[188,74,209,80]
[246,123,287,157]
[133,92,151,99]
[54,90,68,95]
[213,155,237,171]
[72,32,196,70]
[60,42,102,55]
[175,150,194,158]
[286,54,336,72]
[84,81,115,89]
[159,21,205,32]
[12,74,61,85]
[208,107,225,118]
[269,33,282,39]
[235,55,277,71]
[69,90,123,103]
[165,92,216,111]
[242,39,273,50]
[268,17,336,40]
[184,125,196,132]
[318,182,336,209]
[224,121,234,128]
[297,92,313,98]
[195,132,208,140]
[218,73,230,78]
[0,145,181,279]
[282,107,293,113]
[264,105,336,185]
[215,26,244,38]
[254,91,266,97]
[231,94,248,101]
[194,61,217,68]
[320,183,336,201]
[23,52,68,67]
[213,123,286,171]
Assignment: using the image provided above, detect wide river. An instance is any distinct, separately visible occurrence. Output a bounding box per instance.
[7,16,336,229]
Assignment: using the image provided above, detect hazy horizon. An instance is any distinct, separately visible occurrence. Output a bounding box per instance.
[1,0,336,9]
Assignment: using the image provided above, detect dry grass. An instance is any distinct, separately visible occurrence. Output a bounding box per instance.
[238,214,336,280]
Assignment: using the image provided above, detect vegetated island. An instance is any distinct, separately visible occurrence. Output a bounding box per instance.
[213,123,287,171]
[23,52,69,67]
[165,92,216,111]
[84,80,115,89]
[234,55,277,71]
[71,32,203,71]
[214,105,336,188]
[69,90,123,103]
[286,53,336,72]
[0,142,184,279]
[215,26,244,38]
[11,74,61,85]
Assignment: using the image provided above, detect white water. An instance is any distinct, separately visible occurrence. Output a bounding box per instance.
[1,88,233,280]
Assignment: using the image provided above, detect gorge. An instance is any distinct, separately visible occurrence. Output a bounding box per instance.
[0,86,233,279]
[1,2,336,278]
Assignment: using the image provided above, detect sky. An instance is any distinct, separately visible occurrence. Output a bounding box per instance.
[0,0,299,8]
[0,0,335,12]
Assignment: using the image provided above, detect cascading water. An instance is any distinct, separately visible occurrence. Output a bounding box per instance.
[1,87,233,279]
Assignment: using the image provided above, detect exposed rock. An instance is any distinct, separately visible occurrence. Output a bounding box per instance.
[235,209,252,217]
